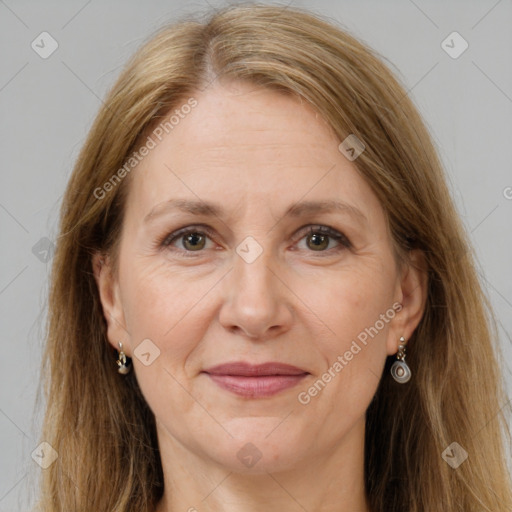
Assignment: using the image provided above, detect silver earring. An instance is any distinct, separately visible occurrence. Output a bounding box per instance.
[390,336,411,383]
[116,342,131,374]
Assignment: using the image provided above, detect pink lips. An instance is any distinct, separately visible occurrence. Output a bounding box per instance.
[202,361,309,398]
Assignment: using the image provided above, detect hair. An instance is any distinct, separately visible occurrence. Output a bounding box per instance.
[35,3,512,511]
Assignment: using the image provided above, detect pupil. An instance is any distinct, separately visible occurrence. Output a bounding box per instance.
[185,233,204,250]
[308,233,328,250]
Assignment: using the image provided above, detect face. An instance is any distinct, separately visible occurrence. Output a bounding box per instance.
[95,80,426,475]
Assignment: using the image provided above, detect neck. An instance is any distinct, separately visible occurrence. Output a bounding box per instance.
[154,417,369,512]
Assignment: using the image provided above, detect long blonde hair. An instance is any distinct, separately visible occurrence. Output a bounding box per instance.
[36,4,512,511]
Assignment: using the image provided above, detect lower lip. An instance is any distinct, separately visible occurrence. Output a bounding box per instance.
[204,373,308,398]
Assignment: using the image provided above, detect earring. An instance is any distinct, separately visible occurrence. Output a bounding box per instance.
[390,336,411,383]
[116,342,132,375]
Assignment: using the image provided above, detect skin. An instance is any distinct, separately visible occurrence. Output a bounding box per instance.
[94,80,427,512]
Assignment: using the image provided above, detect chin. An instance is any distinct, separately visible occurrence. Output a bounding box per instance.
[203,417,310,474]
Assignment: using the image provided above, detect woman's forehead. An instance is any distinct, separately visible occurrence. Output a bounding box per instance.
[127,82,382,225]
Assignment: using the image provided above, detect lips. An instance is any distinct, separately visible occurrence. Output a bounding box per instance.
[202,361,309,398]
[203,361,308,377]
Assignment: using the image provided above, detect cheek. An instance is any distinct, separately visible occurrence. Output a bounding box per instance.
[118,261,213,418]
[295,260,395,345]
[292,268,393,425]
[292,260,395,406]
[120,258,219,363]
[121,262,174,336]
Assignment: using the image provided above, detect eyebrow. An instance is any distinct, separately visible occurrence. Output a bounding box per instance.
[286,200,368,224]
[144,198,368,225]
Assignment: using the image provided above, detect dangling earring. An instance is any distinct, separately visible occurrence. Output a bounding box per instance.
[390,336,411,383]
[116,342,131,375]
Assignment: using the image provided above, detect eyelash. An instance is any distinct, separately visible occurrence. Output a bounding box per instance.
[158,224,352,257]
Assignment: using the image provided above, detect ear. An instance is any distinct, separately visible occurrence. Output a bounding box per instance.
[92,252,130,355]
[386,249,429,355]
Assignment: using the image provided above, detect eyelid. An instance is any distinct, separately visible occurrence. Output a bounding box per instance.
[292,224,352,251]
[159,223,351,254]
[160,224,217,247]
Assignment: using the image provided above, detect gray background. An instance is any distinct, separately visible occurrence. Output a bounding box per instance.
[0,0,511,509]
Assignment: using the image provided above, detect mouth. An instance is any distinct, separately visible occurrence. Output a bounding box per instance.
[201,361,309,398]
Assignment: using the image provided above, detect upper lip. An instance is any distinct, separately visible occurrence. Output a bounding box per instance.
[203,361,309,376]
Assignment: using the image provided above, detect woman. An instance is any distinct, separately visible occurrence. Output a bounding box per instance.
[36,4,512,511]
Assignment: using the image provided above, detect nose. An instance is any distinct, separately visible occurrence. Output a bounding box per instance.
[218,243,293,340]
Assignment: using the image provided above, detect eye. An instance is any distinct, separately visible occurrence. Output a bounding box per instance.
[158,224,351,257]
[160,225,216,253]
[295,225,351,253]
[179,232,207,251]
